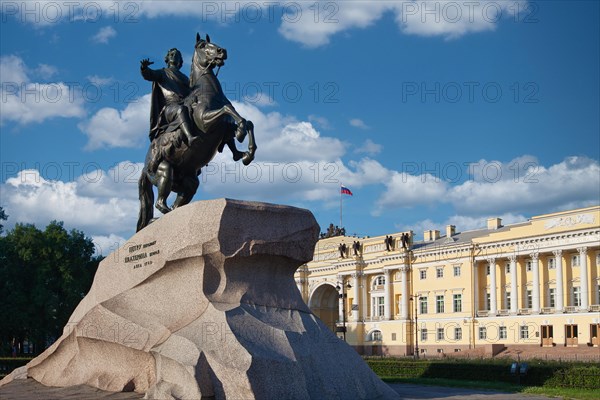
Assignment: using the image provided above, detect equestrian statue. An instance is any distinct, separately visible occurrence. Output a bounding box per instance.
[137,33,257,231]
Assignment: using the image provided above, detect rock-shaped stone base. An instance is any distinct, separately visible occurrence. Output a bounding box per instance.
[0,199,398,399]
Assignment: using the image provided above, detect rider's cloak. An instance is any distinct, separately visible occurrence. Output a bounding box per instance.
[142,67,191,141]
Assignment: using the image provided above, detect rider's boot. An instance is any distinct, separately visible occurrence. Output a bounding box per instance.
[155,161,173,214]
[178,110,198,147]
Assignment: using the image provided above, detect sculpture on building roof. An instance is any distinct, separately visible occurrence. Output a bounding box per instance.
[320,223,346,239]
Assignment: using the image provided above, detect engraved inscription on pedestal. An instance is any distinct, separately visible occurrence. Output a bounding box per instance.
[124,241,160,269]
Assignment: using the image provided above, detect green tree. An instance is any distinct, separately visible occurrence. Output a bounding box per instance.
[0,221,101,356]
[0,206,7,234]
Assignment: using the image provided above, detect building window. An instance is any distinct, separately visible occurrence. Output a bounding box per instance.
[526,261,532,272]
[486,292,491,311]
[486,265,490,275]
[479,327,487,340]
[372,296,385,317]
[526,290,533,309]
[572,254,580,267]
[455,327,462,340]
[392,333,397,341]
[505,263,510,274]
[549,288,556,308]
[372,275,385,289]
[437,328,444,341]
[419,297,428,314]
[371,330,382,341]
[436,295,445,313]
[548,258,555,270]
[453,265,461,277]
[436,267,444,278]
[506,292,511,310]
[453,294,462,313]
[421,328,428,342]
[420,270,427,280]
[573,286,581,307]
[520,325,529,340]
[499,326,507,339]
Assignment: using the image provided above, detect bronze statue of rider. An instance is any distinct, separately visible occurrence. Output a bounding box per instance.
[140,48,197,171]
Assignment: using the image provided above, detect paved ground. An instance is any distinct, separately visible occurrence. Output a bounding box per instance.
[0,379,142,399]
[388,383,559,399]
[0,379,561,399]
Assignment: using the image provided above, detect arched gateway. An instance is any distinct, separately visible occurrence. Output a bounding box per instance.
[308,283,339,332]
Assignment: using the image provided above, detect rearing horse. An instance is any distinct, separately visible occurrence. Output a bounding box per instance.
[137,34,257,231]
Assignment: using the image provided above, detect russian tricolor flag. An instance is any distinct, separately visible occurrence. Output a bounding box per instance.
[340,186,353,196]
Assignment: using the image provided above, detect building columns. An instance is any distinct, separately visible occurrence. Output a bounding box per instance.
[578,247,589,309]
[474,263,479,312]
[336,275,344,322]
[509,255,518,314]
[383,269,392,320]
[401,266,409,319]
[352,273,360,321]
[531,253,540,313]
[360,273,368,321]
[553,250,564,312]
[488,258,497,314]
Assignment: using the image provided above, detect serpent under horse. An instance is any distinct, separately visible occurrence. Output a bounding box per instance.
[137,34,257,231]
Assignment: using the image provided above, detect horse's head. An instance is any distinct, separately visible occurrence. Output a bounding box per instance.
[192,33,227,71]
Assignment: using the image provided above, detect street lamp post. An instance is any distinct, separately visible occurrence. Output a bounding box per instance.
[336,281,352,342]
[409,294,421,359]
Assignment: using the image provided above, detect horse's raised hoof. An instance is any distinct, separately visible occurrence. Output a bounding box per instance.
[155,200,172,215]
[232,151,243,162]
[242,152,254,166]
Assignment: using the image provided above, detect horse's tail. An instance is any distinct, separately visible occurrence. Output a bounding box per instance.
[136,171,154,232]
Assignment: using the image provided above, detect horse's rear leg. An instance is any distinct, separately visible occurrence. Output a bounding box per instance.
[221,121,243,161]
[173,175,199,209]
[226,139,244,161]
[155,161,173,214]
[242,121,256,166]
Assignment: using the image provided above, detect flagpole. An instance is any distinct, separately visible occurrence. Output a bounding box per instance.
[340,184,343,229]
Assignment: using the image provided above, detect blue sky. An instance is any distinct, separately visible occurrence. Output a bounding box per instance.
[1,1,599,253]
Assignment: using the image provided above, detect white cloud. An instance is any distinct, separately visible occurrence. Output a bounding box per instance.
[91,234,127,256]
[308,115,332,130]
[448,156,600,215]
[0,55,85,125]
[355,139,382,155]
[34,63,58,79]
[343,158,392,187]
[395,0,527,40]
[92,26,117,44]
[278,2,392,47]
[374,156,600,219]
[350,118,370,130]
[0,55,29,83]
[86,75,114,86]
[191,101,349,204]
[278,1,528,47]
[1,166,140,237]
[76,161,144,200]
[231,101,346,163]
[78,94,151,150]
[375,171,448,215]
[3,1,528,46]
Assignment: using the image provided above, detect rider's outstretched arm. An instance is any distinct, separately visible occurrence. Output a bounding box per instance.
[140,60,162,82]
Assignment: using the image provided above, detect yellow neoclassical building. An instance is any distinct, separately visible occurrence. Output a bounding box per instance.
[295,206,600,358]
